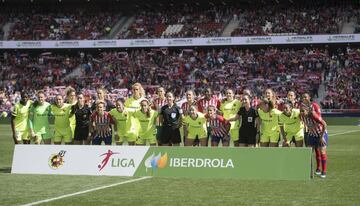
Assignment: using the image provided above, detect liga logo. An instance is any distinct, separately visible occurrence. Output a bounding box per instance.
[48,150,66,170]
[98,150,136,172]
[144,152,168,172]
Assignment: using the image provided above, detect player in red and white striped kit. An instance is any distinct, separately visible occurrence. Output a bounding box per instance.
[90,101,115,145]
[197,88,220,113]
[152,87,167,145]
[206,105,230,147]
[300,104,328,178]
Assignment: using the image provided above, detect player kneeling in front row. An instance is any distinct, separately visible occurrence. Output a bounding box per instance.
[183,106,208,146]
[89,101,115,145]
[301,105,328,178]
[279,101,304,147]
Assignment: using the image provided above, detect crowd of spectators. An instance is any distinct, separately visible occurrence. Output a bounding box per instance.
[231,5,351,36]
[3,46,359,113]
[321,47,360,109]
[118,5,231,39]
[1,1,356,41]
[5,8,119,40]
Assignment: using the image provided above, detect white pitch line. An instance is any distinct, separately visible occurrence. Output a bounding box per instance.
[22,176,152,206]
[328,130,360,137]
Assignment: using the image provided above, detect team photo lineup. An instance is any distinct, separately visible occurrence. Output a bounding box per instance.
[10,82,328,177]
[2,0,360,205]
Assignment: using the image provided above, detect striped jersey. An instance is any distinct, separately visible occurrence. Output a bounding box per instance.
[91,111,114,138]
[207,115,230,137]
[301,112,325,136]
[181,101,197,116]
[152,98,167,111]
[197,97,220,113]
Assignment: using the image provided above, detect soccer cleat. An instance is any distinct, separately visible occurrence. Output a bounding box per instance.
[315,169,321,176]
[320,172,326,178]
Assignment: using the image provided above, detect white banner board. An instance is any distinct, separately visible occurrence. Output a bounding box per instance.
[11,145,150,176]
[0,34,359,49]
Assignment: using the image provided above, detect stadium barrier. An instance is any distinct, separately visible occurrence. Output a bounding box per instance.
[0,34,359,49]
[12,145,312,180]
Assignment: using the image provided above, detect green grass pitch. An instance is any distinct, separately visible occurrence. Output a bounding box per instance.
[1,120,360,206]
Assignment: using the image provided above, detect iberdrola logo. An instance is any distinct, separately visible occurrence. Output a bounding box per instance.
[144,152,168,172]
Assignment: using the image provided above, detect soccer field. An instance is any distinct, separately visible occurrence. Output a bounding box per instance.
[1,123,360,206]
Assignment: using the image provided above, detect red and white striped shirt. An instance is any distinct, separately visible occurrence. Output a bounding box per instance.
[91,111,114,138]
[152,98,167,111]
[301,112,325,136]
[197,97,221,113]
[181,101,197,116]
[207,115,230,137]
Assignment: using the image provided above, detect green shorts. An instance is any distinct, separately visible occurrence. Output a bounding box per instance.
[136,134,157,145]
[230,128,239,141]
[260,132,280,143]
[54,128,72,143]
[285,130,304,143]
[16,130,29,141]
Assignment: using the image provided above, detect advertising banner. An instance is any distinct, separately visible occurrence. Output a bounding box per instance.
[1,34,360,49]
[12,145,312,180]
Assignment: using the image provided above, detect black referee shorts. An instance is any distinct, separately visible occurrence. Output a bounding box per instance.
[161,126,181,144]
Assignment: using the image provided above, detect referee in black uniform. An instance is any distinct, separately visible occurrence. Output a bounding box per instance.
[159,92,183,146]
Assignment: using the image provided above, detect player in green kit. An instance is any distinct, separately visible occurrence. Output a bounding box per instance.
[65,87,77,142]
[258,99,282,147]
[11,91,32,144]
[220,89,241,147]
[29,91,52,144]
[183,105,207,146]
[110,99,134,145]
[279,101,304,147]
[51,95,72,144]
[124,83,146,143]
[132,99,158,146]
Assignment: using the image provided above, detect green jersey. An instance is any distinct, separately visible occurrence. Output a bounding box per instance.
[258,108,281,135]
[51,104,72,129]
[220,99,241,130]
[132,109,158,137]
[183,112,207,137]
[29,102,51,134]
[12,100,33,132]
[279,109,303,134]
[110,108,130,136]
[124,97,145,136]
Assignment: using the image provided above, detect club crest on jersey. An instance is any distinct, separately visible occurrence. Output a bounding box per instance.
[171,113,177,119]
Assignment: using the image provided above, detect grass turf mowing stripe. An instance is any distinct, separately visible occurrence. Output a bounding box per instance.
[22,176,152,206]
